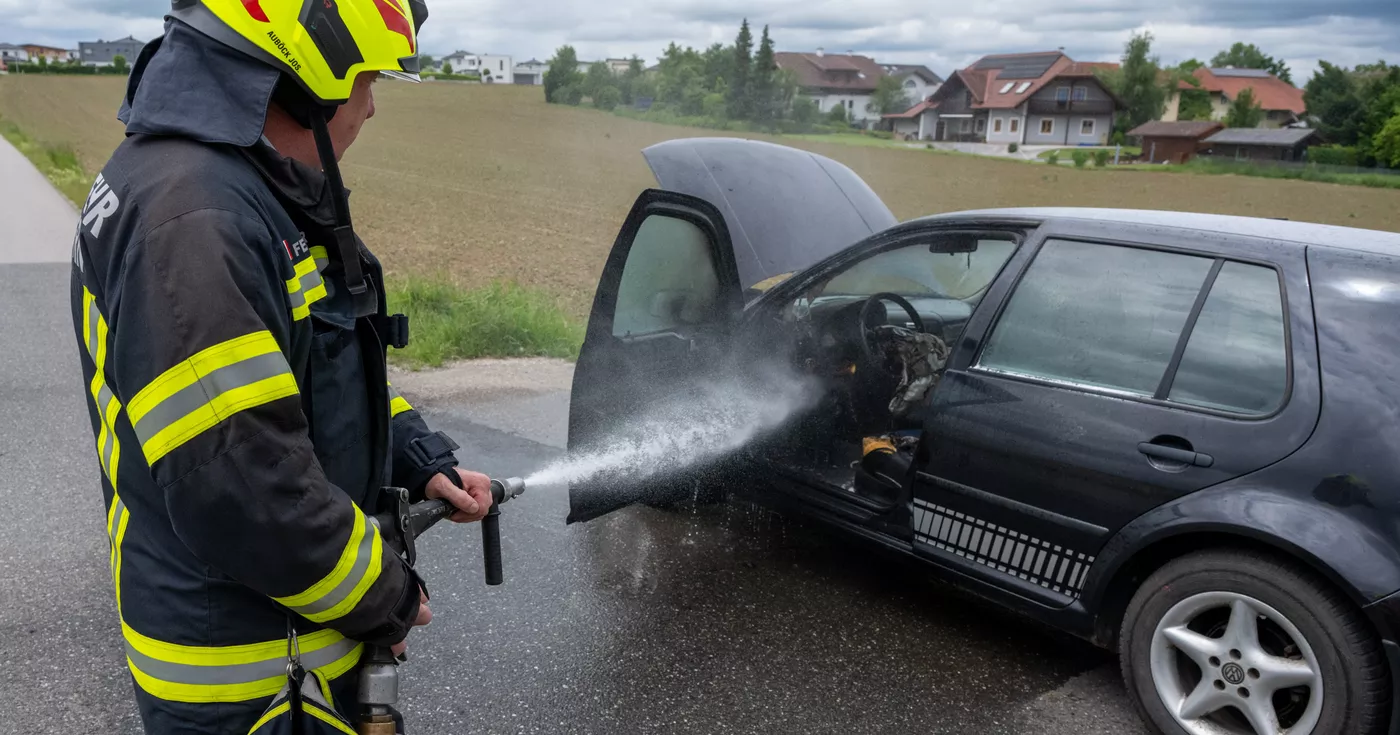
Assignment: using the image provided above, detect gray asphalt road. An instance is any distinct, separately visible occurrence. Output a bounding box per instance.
[0,146,1149,734]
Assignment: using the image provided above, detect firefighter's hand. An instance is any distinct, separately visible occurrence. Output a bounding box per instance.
[426,468,493,524]
[391,589,432,657]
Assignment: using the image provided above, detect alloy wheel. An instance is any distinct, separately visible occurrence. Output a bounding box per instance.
[1150,591,1324,734]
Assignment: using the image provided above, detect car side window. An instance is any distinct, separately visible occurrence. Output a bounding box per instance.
[979,239,1214,397]
[612,215,721,338]
[1167,262,1288,413]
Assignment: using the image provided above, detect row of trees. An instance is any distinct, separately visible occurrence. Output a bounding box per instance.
[544,19,892,130]
[1097,35,1284,135]
[1099,34,1400,167]
[1304,61,1400,167]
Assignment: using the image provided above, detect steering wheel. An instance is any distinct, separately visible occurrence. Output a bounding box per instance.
[858,293,926,368]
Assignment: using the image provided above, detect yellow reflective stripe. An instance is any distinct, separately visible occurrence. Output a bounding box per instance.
[272,510,385,624]
[124,623,363,704]
[248,701,291,733]
[310,246,329,271]
[127,332,298,465]
[83,287,123,487]
[387,383,413,418]
[306,702,358,735]
[287,255,328,321]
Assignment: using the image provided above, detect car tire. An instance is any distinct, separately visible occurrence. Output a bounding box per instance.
[1119,549,1390,735]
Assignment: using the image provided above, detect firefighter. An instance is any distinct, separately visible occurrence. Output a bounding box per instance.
[68,0,492,732]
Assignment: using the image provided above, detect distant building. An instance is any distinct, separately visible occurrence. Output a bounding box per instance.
[904,51,1124,144]
[22,44,76,62]
[0,43,30,64]
[439,50,478,73]
[1201,127,1322,162]
[1127,120,1224,164]
[1163,67,1306,129]
[514,58,546,86]
[880,64,944,104]
[479,54,513,84]
[775,49,889,127]
[79,36,143,67]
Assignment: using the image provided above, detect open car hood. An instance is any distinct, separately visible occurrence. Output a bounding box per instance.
[643,138,898,292]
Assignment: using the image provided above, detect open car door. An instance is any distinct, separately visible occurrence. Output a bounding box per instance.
[567,139,898,524]
[566,190,744,522]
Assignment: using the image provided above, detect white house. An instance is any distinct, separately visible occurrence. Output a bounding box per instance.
[514,58,546,85]
[0,44,31,64]
[479,54,513,84]
[439,50,478,73]
[880,64,944,105]
[774,49,887,127]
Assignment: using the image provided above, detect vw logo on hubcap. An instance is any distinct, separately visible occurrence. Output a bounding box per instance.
[1222,662,1246,686]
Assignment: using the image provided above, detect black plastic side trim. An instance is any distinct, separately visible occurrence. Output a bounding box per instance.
[917,471,1109,537]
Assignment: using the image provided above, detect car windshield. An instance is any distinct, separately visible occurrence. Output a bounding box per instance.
[816,237,1017,301]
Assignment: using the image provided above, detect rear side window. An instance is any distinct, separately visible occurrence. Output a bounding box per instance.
[978,240,1213,396]
[1168,263,1288,413]
[979,239,1290,415]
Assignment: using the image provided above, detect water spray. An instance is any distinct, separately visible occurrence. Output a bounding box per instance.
[356,476,527,734]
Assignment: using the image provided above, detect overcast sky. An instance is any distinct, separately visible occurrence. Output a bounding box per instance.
[4,0,1397,81]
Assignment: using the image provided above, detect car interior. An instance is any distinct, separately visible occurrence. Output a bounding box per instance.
[750,231,1021,509]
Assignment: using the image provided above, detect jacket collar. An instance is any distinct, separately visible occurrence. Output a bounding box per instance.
[118,19,280,148]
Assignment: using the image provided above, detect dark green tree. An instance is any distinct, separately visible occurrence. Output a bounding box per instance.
[1099,31,1168,133]
[112,55,129,73]
[1211,43,1292,84]
[1372,108,1400,168]
[1176,58,1206,74]
[791,97,819,126]
[701,43,732,91]
[1303,61,1364,145]
[1224,87,1264,128]
[419,54,435,71]
[1357,68,1400,165]
[441,61,453,75]
[869,74,912,115]
[747,25,778,123]
[618,55,645,104]
[727,19,754,120]
[544,45,584,103]
[583,60,612,99]
[827,103,848,126]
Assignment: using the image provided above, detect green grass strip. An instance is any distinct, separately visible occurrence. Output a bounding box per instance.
[386,278,585,368]
[0,114,90,205]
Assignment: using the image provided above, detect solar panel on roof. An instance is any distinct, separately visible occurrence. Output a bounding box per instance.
[1210,67,1272,78]
[975,53,1060,80]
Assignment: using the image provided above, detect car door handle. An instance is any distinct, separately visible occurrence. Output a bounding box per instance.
[1137,442,1215,468]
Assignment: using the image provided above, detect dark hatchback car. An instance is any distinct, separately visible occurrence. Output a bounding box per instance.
[565,138,1400,735]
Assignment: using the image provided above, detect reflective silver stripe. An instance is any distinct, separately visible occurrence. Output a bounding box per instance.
[102,424,116,473]
[124,636,359,687]
[283,525,377,618]
[87,299,101,358]
[287,268,325,310]
[132,352,291,446]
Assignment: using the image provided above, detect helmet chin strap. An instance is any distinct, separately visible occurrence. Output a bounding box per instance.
[308,109,377,318]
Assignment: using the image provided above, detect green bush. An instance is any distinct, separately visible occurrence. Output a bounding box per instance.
[1046,151,1061,165]
[869,130,895,140]
[1008,142,1019,153]
[702,92,727,122]
[1111,130,1127,146]
[386,279,584,367]
[557,83,584,106]
[826,104,848,125]
[1308,145,1360,167]
[1093,149,1111,167]
[1072,150,1089,168]
[593,85,622,111]
[431,72,481,82]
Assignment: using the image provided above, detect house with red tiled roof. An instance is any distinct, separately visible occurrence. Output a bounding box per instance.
[775,49,890,127]
[1163,67,1306,128]
[886,51,1125,145]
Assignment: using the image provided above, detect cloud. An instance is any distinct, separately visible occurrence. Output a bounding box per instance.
[2,0,1396,80]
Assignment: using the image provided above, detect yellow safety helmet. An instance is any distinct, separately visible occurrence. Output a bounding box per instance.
[168,0,427,104]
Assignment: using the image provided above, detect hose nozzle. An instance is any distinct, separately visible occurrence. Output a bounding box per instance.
[490,477,526,505]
